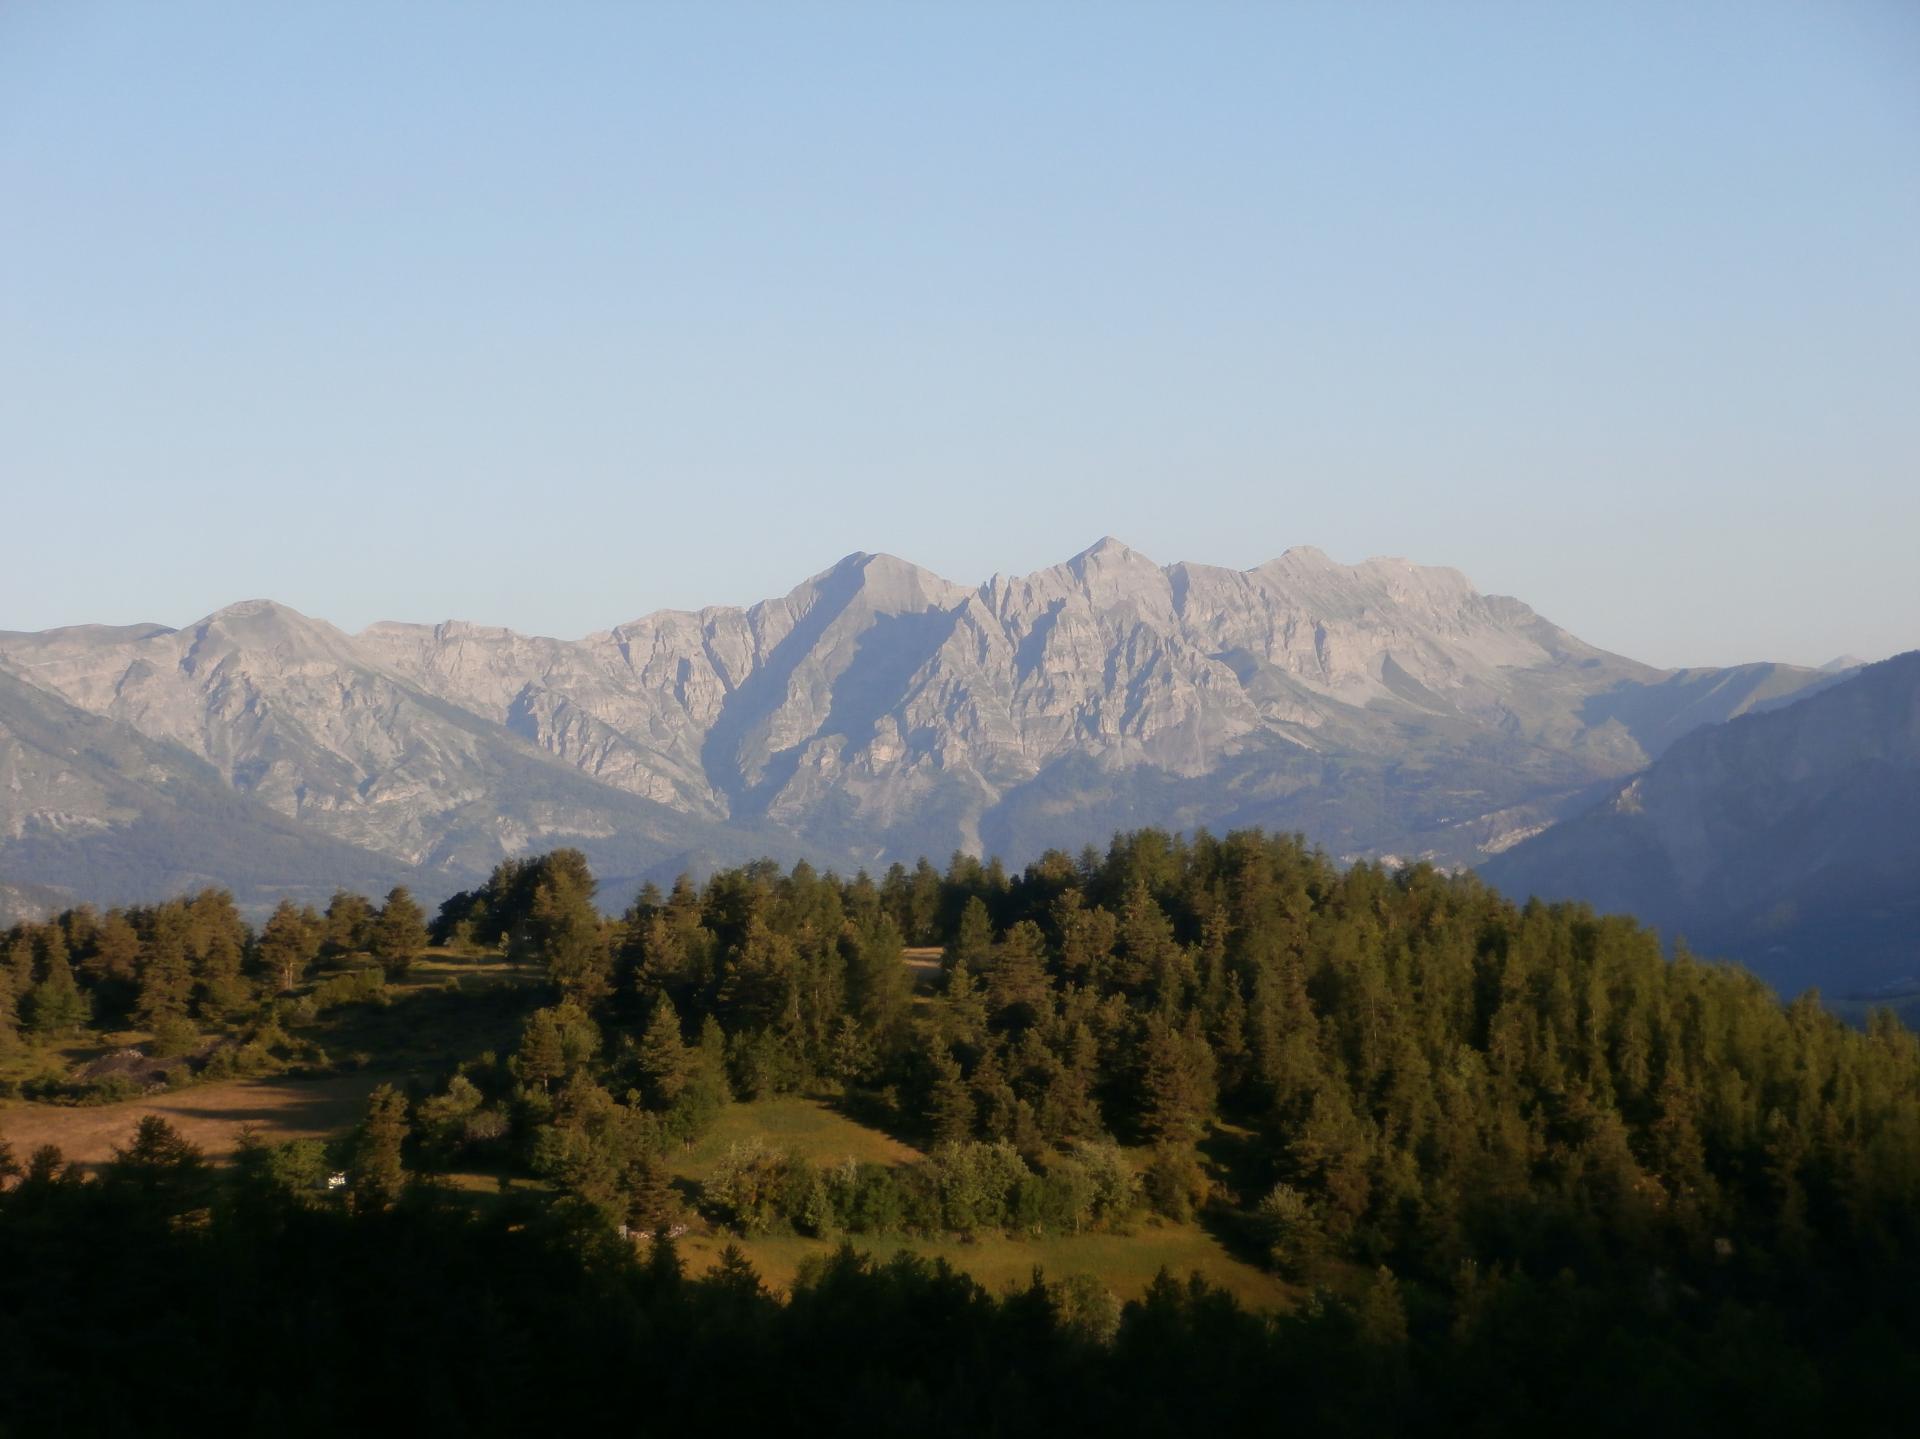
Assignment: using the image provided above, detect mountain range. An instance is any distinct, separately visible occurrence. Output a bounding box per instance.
[1483,651,1919,999]
[0,539,1855,937]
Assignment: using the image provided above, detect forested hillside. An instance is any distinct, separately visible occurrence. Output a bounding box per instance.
[4,829,1919,1432]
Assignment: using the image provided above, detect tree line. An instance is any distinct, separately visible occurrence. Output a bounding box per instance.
[5,827,1920,1428]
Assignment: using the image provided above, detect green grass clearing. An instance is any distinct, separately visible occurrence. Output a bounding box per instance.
[667,1092,924,1180]
[672,1219,1297,1312]
[666,1094,1293,1312]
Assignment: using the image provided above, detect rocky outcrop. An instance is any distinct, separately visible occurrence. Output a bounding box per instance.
[0,540,1842,905]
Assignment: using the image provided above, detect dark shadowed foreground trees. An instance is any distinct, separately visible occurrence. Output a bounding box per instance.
[5,1126,1915,1438]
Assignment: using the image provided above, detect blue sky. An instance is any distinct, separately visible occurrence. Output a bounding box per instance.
[2,2,1915,668]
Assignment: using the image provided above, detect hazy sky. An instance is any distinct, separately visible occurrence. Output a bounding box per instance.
[3,2,1915,669]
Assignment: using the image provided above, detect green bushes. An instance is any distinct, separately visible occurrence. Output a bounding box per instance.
[705,1137,1143,1240]
[304,966,388,1015]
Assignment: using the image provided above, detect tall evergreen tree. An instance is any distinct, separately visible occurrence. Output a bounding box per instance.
[23,948,89,1037]
[521,851,608,1001]
[136,915,194,1029]
[349,1084,410,1212]
[513,1008,570,1092]
[986,919,1050,1030]
[370,886,428,980]
[258,900,321,992]
[945,896,995,977]
[635,995,690,1110]
[927,1040,975,1148]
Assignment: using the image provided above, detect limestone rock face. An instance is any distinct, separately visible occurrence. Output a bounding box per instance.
[0,540,1843,902]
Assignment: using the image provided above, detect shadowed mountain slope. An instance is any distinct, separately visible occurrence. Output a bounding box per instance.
[1481,652,1920,997]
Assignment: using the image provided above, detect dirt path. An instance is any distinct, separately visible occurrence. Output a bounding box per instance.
[0,1071,390,1170]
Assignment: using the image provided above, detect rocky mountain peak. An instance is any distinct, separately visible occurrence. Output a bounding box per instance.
[0,542,1853,906]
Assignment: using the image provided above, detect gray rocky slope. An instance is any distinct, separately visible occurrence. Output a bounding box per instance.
[0,539,1843,914]
[1480,652,1920,998]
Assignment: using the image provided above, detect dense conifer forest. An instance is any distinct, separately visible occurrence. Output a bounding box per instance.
[4,829,1919,1434]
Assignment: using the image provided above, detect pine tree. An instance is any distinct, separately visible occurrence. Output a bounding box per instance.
[194,919,249,1019]
[1053,891,1117,981]
[1116,882,1180,996]
[349,1084,410,1212]
[623,1148,678,1234]
[36,925,69,983]
[370,886,428,980]
[844,913,909,1042]
[905,858,943,944]
[939,960,989,1050]
[717,917,796,1031]
[928,1040,975,1148]
[636,995,690,1109]
[0,968,19,1054]
[84,912,142,1017]
[969,1048,1021,1142]
[4,934,34,993]
[137,916,194,1029]
[945,896,994,977]
[987,920,1050,1030]
[1138,1015,1216,1147]
[1355,1266,1409,1349]
[258,900,320,992]
[320,891,374,958]
[513,1008,569,1092]
[664,1016,731,1148]
[106,1116,211,1212]
[23,948,89,1037]
[523,851,608,1002]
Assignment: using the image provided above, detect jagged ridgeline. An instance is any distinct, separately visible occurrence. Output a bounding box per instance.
[0,540,1846,918]
[4,828,1919,1430]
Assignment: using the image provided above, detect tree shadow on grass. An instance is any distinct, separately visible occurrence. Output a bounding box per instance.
[1196,1122,1278,1271]
[821,1085,929,1158]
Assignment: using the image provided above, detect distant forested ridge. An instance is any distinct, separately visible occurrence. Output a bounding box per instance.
[4,827,1920,1433]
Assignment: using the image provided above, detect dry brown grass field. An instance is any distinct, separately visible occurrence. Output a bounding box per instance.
[0,1070,390,1170]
